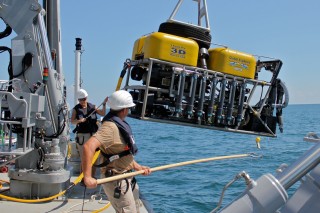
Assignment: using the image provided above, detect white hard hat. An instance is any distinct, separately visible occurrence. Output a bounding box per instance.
[78,89,88,99]
[108,90,135,110]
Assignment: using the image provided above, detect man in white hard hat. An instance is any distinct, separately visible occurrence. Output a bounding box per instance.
[71,89,108,171]
[82,90,151,213]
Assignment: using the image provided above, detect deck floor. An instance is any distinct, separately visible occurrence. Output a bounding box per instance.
[0,172,150,213]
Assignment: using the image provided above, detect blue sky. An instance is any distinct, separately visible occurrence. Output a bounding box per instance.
[1,0,320,105]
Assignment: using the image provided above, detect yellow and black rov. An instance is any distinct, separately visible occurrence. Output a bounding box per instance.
[117,0,289,137]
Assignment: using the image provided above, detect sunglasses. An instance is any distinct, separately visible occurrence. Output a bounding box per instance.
[78,98,87,101]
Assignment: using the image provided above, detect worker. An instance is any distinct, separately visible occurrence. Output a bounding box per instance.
[71,88,108,166]
[82,90,151,213]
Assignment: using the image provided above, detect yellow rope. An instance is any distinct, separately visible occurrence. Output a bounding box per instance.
[92,202,112,213]
[0,150,100,203]
[0,179,10,185]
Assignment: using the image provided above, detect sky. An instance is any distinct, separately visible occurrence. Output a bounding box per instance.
[1,0,320,106]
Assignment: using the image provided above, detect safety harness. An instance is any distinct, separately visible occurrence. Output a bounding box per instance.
[95,111,138,168]
[102,112,138,154]
[95,150,131,168]
[74,102,98,135]
[94,112,138,198]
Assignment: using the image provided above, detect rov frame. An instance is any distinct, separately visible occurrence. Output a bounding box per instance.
[121,57,286,137]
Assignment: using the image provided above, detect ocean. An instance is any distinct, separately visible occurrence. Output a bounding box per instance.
[129,104,320,213]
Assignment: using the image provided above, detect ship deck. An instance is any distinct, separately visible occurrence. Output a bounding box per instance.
[0,172,151,213]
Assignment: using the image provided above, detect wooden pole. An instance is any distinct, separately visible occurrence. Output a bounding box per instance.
[96,153,250,185]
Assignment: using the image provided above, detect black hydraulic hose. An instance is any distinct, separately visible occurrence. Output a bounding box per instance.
[271,60,283,85]
[0,46,13,87]
[12,52,34,78]
[0,20,12,39]
[275,79,286,133]
[45,106,67,138]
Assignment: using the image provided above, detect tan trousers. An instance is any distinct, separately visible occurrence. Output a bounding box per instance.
[101,176,141,213]
[75,133,92,160]
[76,133,100,173]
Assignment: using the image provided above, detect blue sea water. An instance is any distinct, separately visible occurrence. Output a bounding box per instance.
[128,104,320,213]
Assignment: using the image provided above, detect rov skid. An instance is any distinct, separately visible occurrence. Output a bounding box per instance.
[119,0,289,137]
